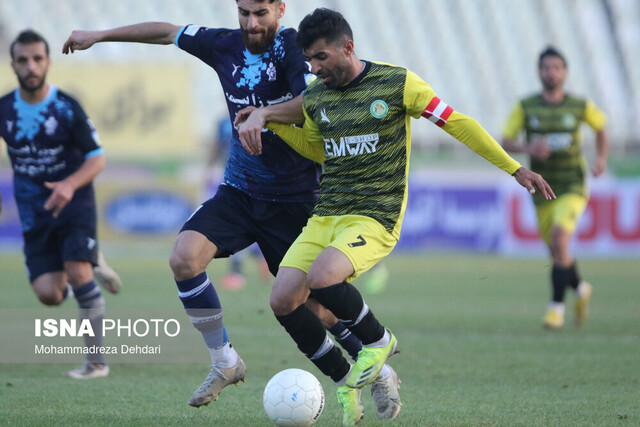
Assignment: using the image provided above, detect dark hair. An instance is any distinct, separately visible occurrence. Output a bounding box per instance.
[10,29,50,59]
[297,8,353,51]
[538,46,567,69]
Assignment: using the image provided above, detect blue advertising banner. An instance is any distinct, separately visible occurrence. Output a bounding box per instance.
[398,184,502,251]
[0,173,22,245]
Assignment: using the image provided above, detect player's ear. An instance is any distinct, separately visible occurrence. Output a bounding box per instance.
[277,1,285,20]
[342,39,354,57]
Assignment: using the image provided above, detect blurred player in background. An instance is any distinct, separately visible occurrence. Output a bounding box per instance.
[0,29,118,378]
[238,8,554,424]
[62,0,399,416]
[502,46,609,329]
[204,116,269,290]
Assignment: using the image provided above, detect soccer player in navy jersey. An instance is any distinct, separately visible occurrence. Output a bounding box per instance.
[0,29,111,379]
[62,1,400,414]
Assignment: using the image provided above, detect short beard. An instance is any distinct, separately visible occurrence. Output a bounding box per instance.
[241,26,278,54]
[18,74,46,92]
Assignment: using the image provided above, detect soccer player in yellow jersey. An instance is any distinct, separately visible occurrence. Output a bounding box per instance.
[502,46,609,330]
[238,8,554,425]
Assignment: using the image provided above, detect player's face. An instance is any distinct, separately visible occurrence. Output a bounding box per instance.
[539,56,566,91]
[304,38,353,89]
[237,0,285,54]
[11,42,50,92]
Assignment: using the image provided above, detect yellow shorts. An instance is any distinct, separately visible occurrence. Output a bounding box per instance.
[535,193,587,244]
[280,215,398,281]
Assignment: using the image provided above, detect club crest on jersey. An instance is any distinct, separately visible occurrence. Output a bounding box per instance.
[529,116,540,129]
[44,116,58,136]
[370,100,388,119]
[561,112,577,129]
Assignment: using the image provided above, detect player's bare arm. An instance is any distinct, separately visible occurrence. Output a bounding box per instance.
[592,129,609,177]
[44,154,105,218]
[236,95,305,156]
[63,22,182,54]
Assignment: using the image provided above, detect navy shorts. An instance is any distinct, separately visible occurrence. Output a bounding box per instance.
[181,184,314,276]
[23,207,98,282]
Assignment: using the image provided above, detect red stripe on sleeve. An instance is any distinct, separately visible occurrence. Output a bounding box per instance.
[441,105,454,122]
[424,97,441,113]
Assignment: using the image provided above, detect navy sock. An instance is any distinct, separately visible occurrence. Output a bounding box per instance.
[74,280,105,364]
[329,322,362,360]
[176,272,228,349]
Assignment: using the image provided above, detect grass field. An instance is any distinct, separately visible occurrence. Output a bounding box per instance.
[0,249,638,426]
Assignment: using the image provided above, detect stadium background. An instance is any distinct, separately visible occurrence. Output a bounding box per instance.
[1,0,639,255]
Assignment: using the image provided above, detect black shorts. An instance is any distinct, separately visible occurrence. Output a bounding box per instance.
[181,184,314,276]
[23,207,98,282]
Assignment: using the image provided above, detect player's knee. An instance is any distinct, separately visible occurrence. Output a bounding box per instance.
[306,271,331,290]
[269,292,296,316]
[270,280,306,316]
[36,290,64,306]
[169,249,202,280]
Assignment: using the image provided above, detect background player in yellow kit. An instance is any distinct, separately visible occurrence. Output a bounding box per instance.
[502,46,609,329]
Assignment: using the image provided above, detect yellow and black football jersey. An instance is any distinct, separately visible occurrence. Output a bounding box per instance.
[503,94,606,204]
[269,61,521,237]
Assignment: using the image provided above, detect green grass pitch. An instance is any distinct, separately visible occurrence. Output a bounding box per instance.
[0,250,638,426]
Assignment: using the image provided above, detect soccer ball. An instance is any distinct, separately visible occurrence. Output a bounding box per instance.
[263,368,325,426]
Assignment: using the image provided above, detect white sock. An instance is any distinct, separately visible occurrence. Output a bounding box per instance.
[365,329,390,348]
[576,282,589,297]
[548,302,565,315]
[209,342,238,368]
[376,364,391,381]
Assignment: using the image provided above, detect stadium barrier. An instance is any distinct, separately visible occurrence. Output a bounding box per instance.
[1,171,638,257]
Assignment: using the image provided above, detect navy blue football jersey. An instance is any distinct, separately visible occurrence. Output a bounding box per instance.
[0,85,103,232]
[175,25,320,202]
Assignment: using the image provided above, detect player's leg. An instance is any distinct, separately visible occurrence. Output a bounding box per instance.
[305,216,399,388]
[548,194,590,326]
[31,272,69,305]
[171,186,253,407]
[255,202,364,361]
[539,194,589,328]
[307,246,397,388]
[306,299,402,419]
[307,299,362,360]
[271,267,363,425]
[537,201,566,328]
[65,259,109,378]
[24,226,71,305]
[59,213,108,379]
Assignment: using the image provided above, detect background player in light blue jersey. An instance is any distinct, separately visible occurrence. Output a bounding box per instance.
[0,29,114,379]
[62,1,400,416]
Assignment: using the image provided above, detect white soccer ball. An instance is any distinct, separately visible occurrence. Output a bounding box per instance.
[263,368,325,426]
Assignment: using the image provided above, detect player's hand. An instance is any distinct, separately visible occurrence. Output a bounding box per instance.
[62,30,101,54]
[237,107,266,156]
[592,156,607,177]
[234,106,257,127]
[527,136,551,161]
[44,181,75,218]
[512,167,556,200]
